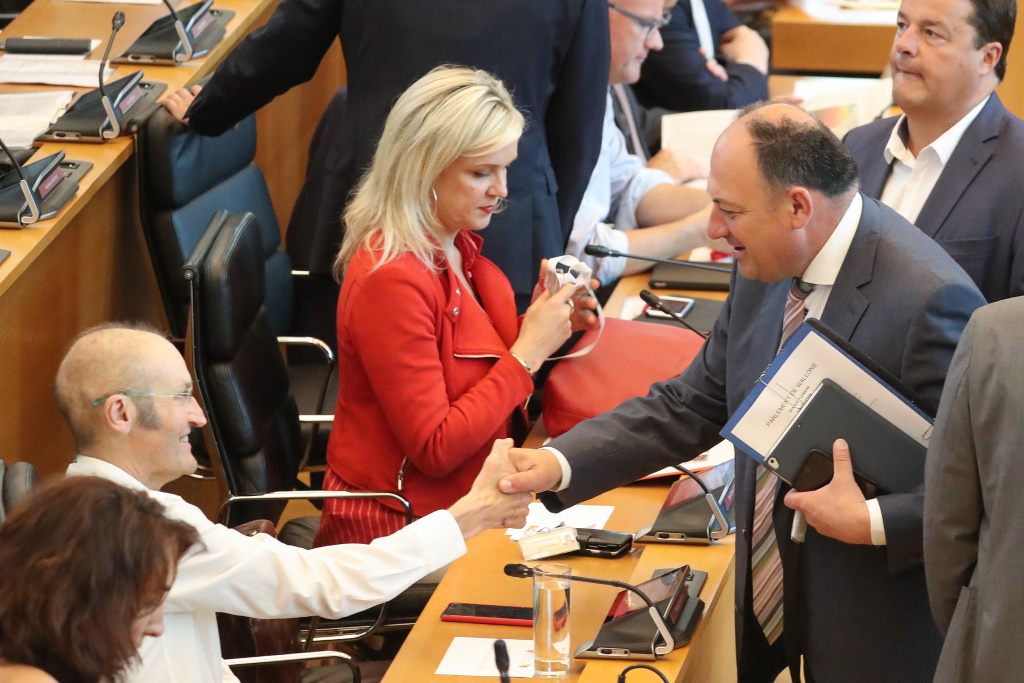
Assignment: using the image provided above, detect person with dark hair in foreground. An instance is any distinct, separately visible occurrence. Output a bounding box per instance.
[55,323,531,683]
[0,476,199,683]
[499,103,985,682]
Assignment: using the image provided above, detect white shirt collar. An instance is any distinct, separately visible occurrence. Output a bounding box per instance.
[67,455,149,492]
[883,95,990,166]
[801,193,863,286]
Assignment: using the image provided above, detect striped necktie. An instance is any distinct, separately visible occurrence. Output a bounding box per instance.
[750,278,815,645]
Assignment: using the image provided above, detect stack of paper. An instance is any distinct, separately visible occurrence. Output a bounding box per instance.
[0,91,75,147]
[0,56,115,87]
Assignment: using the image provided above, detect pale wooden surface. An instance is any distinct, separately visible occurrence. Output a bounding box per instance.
[0,0,343,479]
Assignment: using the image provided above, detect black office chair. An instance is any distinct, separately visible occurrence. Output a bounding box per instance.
[0,460,40,522]
[183,211,434,647]
[138,104,336,473]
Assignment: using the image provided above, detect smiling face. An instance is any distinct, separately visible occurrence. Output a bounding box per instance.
[705,123,807,283]
[608,0,666,84]
[131,337,207,488]
[432,140,518,238]
[891,0,1001,123]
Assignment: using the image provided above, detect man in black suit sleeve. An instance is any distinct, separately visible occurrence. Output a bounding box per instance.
[162,1,609,310]
[632,0,769,113]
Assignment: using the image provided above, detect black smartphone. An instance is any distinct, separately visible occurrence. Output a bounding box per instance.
[440,602,533,627]
[571,528,633,558]
[794,448,882,498]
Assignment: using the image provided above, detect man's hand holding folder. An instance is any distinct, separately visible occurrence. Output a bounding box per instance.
[784,439,872,545]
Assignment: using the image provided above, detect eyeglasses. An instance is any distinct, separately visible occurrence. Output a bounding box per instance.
[608,3,672,41]
[92,391,194,406]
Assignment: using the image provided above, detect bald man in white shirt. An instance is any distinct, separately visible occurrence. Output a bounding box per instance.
[55,323,530,683]
[843,0,1024,302]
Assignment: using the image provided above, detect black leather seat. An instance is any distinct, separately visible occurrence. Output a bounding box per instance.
[138,104,335,471]
[0,460,39,522]
[183,212,434,646]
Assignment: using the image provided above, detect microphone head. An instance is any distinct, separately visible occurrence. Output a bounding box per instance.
[503,563,533,579]
[112,11,126,29]
[639,289,661,308]
[583,244,613,258]
[493,639,510,671]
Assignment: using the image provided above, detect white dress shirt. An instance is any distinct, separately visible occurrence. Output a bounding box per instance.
[568,91,676,284]
[879,96,989,224]
[67,456,466,683]
[548,194,889,544]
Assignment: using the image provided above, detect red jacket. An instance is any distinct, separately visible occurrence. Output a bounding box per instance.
[326,231,533,517]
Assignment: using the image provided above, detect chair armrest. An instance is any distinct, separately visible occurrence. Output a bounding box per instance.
[217,490,413,525]
[278,336,335,365]
[299,414,334,423]
[226,650,359,677]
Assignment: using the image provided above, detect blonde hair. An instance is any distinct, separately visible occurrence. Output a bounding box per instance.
[334,66,525,280]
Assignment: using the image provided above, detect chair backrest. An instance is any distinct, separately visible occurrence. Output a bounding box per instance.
[0,460,40,523]
[185,212,304,526]
[141,106,293,339]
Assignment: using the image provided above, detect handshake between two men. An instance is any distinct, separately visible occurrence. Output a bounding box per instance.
[490,439,874,546]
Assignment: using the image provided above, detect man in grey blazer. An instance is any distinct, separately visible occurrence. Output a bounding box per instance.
[843,0,1023,302]
[501,103,985,682]
[924,299,1024,682]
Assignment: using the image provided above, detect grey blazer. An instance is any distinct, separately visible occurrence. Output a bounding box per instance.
[844,94,1024,303]
[543,197,985,682]
[925,299,1024,682]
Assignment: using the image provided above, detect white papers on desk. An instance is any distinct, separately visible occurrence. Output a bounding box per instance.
[56,0,161,5]
[661,109,735,176]
[638,439,735,481]
[0,56,114,87]
[436,637,535,677]
[0,91,74,147]
[505,502,614,541]
[721,322,932,464]
[792,76,893,137]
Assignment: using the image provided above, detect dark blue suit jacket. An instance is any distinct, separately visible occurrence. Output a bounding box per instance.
[844,94,1024,303]
[186,0,609,301]
[542,197,985,682]
[633,0,768,113]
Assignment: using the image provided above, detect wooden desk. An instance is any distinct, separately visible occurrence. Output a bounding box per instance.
[771,2,895,75]
[384,275,736,682]
[0,0,342,481]
[382,483,737,683]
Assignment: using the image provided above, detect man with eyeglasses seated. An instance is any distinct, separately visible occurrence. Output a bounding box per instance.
[569,0,727,286]
[55,322,531,683]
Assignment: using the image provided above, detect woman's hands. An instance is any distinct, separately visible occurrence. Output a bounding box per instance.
[511,282,575,371]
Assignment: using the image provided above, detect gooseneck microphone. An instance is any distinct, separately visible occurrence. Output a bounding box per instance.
[639,289,709,339]
[99,12,126,139]
[503,564,676,655]
[0,135,40,225]
[161,0,196,62]
[584,244,732,273]
[493,639,511,683]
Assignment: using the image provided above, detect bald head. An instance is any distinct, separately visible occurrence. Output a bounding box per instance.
[729,102,859,205]
[55,324,172,451]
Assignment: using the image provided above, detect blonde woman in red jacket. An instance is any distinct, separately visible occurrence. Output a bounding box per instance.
[314,67,596,546]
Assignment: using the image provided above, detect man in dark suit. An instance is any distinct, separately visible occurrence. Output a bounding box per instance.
[500,103,985,682]
[633,0,769,114]
[161,0,609,311]
[843,0,1023,302]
